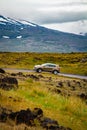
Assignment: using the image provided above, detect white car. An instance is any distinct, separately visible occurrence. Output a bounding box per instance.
[34,63,60,74]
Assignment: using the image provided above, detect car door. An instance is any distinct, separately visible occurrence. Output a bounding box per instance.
[42,65,50,71]
[43,64,53,72]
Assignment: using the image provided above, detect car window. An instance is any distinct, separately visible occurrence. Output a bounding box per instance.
[42,63,56,67]
[44,64,56,67]
[44,65,50,67]
[49,65,56,67]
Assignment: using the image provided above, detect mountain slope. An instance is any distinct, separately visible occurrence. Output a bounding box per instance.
[0,15,87,52]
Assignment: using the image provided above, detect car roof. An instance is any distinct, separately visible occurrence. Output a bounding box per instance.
[42,63,56,66]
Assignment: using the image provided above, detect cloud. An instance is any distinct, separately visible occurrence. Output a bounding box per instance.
[0,0,87,25]
[37,4,87,24]
[43,20,87,34]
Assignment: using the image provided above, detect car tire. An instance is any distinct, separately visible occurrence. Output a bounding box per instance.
[37,68,42,73]
[53,70,58,75]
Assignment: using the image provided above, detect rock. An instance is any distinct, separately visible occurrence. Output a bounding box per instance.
[55,89,61,94]
[71,86,76,91]
[33,108,43,118]
[0,68,5,74]
[1,77,18,85]
[40,117,59,130]
[79,93,87,100]
[0,76,18,90]
[26,74,39,80]
[76,81,81,86]
[82,79,87,83]
[0,106,72,130]
[67,81,71,87]
[0,107,12,122]
[11,109,34,126]
[17,72,24,76]
[38,74,44,78]
[0,112,8,122]
[0,83,12,90]
[57,81,63,88]
[11,73,17,76]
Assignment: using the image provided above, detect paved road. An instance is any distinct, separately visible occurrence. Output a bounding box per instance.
[58,73,87,80]
[4,68,87,80]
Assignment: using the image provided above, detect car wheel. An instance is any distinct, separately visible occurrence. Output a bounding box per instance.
[53,70,58,75]
[37,68,42,73]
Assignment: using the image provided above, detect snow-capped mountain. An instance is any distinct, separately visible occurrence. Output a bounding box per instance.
[0,15,39,38]
[0,15,87,52]
[0,15,37,26]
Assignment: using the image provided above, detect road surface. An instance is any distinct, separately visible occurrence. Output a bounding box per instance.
[3,68,87,80]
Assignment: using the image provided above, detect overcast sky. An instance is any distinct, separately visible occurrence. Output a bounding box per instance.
[0,0,87,34]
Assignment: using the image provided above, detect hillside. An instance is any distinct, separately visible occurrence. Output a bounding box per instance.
[0,15,87,52]
[0,68,87,130]
[0,52,87,130]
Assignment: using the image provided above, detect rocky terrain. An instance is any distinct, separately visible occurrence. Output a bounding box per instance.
[0,106,72,130]
[1,68,87,101]
[0,68,87,130]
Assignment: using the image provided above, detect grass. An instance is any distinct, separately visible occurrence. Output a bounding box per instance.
[0,52,87,130]
[0,73,87,130]
[0,52,87,75]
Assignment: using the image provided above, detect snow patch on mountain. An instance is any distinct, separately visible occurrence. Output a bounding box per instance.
[0,17,7,22]
[20,20,36,27]
[16,36,22,39]
[0,15,37,27]
[0,15,19,25]
[21,27,23,30]
[2,36,9,39]
[7,18,21,25]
